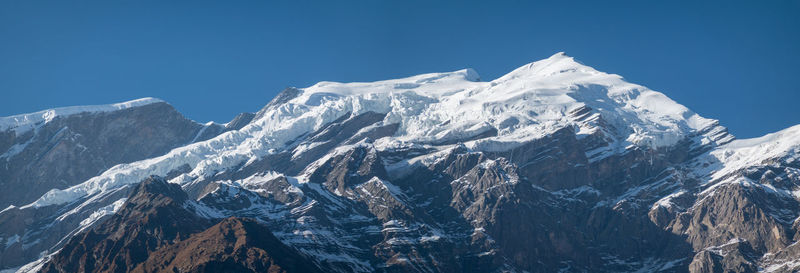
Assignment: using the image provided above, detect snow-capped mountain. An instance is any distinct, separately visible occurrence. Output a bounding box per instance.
[0,98,246,209]
[1,53,798,273]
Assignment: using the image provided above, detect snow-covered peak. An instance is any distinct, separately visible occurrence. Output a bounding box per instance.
[296,68,480,102]
[479,52,720,148]
[0,97,165,134]
[494,52,593,81]
[276,52,721,151]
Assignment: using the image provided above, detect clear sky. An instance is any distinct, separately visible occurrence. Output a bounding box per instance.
[1,1,798,138]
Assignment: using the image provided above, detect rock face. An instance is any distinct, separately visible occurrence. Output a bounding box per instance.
[38,176,213,273]
[133,217,322,273]
[3,53,800,273]
[37,177,320,273]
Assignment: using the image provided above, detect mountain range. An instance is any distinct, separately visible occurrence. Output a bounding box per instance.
[1,53,799,272]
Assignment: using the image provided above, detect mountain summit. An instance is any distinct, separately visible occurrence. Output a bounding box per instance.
[2,54,799,273]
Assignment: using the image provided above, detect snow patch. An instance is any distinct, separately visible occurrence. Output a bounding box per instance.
[77,198,127,232]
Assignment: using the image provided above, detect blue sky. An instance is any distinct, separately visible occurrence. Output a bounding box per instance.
[1,1,798,138]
